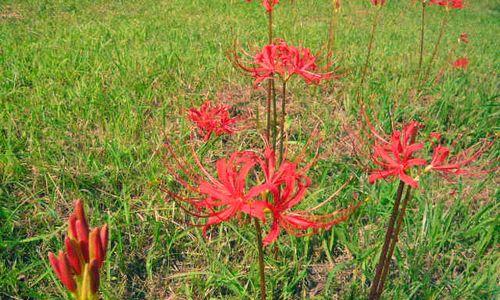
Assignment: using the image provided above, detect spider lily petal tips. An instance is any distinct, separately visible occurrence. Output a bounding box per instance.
[48,200,108,300]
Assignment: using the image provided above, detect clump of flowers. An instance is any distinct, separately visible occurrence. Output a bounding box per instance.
[362,116,491,300]
[48,200,109,300]
[165,138,359,245]
[188,100,241,141]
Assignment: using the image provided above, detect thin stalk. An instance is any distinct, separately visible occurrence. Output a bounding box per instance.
[375,186,414,299]
[357,6,382,103]
[265,9,273,144]
[417,1,426,77]
[368,180,405,300]
[272,80,278,152]
[279,81,287,163]
[254,218,267,300]
[421,10,449,86]
[327,0,337,63]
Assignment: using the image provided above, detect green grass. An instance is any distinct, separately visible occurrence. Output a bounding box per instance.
[0,0,498,299]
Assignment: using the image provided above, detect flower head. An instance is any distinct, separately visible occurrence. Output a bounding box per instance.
[369,122,427,188]
[255,147,359,245]
[430,0,463,9]
[246,0,279,12]
[164,138,358,245]
[188,101,240,141]
[370,0,386,6]
[48,200,108,298]
[426,141,493,179]
[234,40,333,87]
[452,57,469,70]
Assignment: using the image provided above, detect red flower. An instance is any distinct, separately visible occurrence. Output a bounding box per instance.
[256,147,358,245]
[236,41,333,86]
[369,122,427,188]
[370,0,386,6]
[430,0,463,9]
[246,0,279,12]
[188,101,240,140]
[196,151,269,234]
[452,57,469,70]
[165,140,358,245]
[48,200,108,297]
[427,141,492,178]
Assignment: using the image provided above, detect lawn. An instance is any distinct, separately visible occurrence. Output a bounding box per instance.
[0,0,498,299]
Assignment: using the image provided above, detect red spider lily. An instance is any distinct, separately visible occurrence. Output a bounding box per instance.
[164,137,358,245]
[48,200,108,299]
[368,122,427,188]
[459,32,469,44]
[196,151,270,234]
[188,101,240,141]
[452,57,469,70]
[430,0,463,9]
[370,0,386,6]
[246,0,279,12]
[255,147,359,245]
[427,141,493,178]
[234,41,333,86]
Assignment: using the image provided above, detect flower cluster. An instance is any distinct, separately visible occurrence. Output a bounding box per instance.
[366,120,490,188]
[165,141,358,246]
[48,200,108,300]
[430,0,463,9]
[452,57,469,69]
[246,0,279,12]
[188,100,240,141]
[370,0,386,6]
[235,40,333,86]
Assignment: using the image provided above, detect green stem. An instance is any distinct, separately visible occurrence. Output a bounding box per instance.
[368,180,405,300]
[327,0,337,62]
[421,10,448,87]
[279,81,287,163]
[272,79,277,152]
[417,2,426,77]
[357,6,381,104]
[254,218,267,300]
[375,186,414,299]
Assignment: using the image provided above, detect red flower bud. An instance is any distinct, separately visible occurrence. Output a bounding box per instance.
[56,251,77,292]
[89,228,104,267]
[89,260,100,294]
[64,237,82,275]
[100,224,109,257]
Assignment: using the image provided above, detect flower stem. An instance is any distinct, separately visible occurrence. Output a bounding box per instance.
[421,10,448,87]
[279,81,287,163]
[357,6,381,104]
[327,0,337,63]
[272,80,278,152]
[417,1,426,77]
[254,218,267,300]
[265,10,273,145]
[368,180,405,300]
[375,186,413,299]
